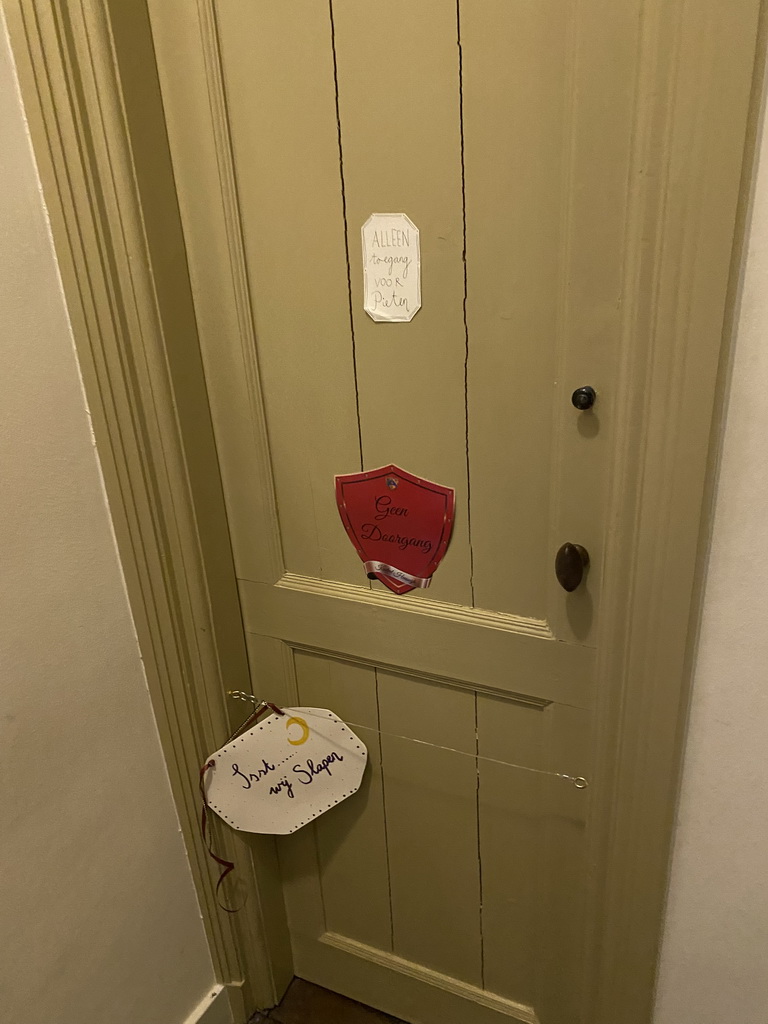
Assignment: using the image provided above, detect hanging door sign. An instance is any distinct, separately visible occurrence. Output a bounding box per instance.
[362,213,421,322]
[335,464,455,594]
[203,708,367,835]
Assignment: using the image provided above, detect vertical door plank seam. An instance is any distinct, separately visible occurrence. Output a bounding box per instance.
[455,1,476,606]
[311,818,331,938]
[328,0,364,470]
[295,630,333,940]
[473,689,486,990]
[374,668,396,954]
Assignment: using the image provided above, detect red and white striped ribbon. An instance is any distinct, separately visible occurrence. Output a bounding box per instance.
[364,560,432,588]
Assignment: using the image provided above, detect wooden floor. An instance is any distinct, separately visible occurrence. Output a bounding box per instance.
[250,979,405,1024]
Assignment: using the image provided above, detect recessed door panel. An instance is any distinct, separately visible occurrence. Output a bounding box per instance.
[272,651,591,1022]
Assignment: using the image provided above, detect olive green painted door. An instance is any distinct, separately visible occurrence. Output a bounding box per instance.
[144,2,759,1022]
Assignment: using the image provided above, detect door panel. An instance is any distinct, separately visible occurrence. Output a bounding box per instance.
[316,722,391,952]
[214,0,363,585]
[463,0,635,631]
[275,649,591,1022]
[480,764,588,1023]
[330,1,473,606]
[211,0,639,635]
[383,733,482,986]
[463,0,569,623]
[144,0,760,1020]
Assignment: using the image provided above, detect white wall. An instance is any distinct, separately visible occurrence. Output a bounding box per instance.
[0,15,220,1024]
[654,99,768,1023]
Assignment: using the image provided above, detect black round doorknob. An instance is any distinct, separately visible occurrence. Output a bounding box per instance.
[555,542,590,592]
[571,386,596,411]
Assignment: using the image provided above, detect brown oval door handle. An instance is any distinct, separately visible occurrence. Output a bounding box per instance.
[555,543,590,592]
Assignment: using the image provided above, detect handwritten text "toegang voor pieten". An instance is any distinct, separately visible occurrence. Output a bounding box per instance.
[367,228,413,315]
[363,215,420,321]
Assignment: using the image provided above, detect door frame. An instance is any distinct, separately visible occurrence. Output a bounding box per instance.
[3,0,291,1017]
[5,1,765,1023]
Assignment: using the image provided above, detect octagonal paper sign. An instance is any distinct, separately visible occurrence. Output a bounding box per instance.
[203,708,367,835]
[362,213,421,322]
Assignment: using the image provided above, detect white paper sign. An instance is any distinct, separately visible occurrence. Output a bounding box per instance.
[203,708,367,835]
[362,213,421,322]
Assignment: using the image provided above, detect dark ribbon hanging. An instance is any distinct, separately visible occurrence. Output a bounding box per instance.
[199,701,285,912]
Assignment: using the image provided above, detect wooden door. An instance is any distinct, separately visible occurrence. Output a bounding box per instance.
[143,2,759,1022]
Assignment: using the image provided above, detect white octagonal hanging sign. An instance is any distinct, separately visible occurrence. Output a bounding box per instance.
[203,707,368,835]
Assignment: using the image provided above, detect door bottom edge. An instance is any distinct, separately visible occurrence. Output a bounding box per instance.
[320,932,539,1024]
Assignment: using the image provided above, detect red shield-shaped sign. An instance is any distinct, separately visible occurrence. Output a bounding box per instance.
[335,465,455,595]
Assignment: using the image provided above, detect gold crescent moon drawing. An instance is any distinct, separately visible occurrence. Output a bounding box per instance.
[286,716,310,746]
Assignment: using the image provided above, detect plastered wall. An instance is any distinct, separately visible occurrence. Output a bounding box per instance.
[654,92,768,1024]
[0,15,217,1024]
